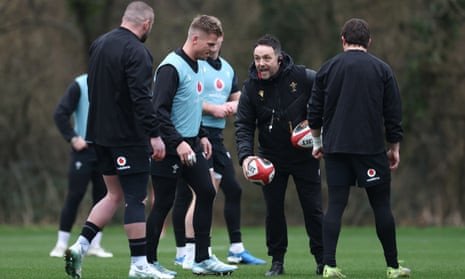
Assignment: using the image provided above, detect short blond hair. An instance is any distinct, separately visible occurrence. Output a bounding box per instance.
[188,15,223,38]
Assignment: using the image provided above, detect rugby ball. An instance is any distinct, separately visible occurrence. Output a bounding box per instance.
[291,120,313,149]
[245,157,275,186]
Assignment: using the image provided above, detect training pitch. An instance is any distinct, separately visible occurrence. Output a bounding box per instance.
[0,225,464,278]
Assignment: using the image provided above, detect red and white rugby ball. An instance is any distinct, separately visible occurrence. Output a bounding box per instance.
[245,157,275,186]
[291,120,313,149]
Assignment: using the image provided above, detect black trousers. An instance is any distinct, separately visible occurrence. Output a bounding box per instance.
[59,149,106,232]
[262,160,323,264]
[172,135,243,246]
[147,153,216,263]
[323,183,398,268]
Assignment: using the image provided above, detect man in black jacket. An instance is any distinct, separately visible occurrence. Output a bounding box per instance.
[64,2,165,279]
[235,34,323,277]
[307,18,410,278]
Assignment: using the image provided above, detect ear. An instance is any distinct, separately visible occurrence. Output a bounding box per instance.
[191,34,199,44]
[143,19,150,30]
[341,36,347,49]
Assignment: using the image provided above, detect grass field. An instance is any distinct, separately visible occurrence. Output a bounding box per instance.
[0,225,464,278]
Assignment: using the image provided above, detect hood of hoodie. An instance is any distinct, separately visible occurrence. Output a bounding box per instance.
[247,51,294,81]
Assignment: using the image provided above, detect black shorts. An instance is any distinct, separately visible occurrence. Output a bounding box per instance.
[324,152,390,187]
[208,140,232,176]
[151,151,213,179]
[69,147,99,175]
[151,154,182,179]
[202,127,230,177]
[94,144,150,176]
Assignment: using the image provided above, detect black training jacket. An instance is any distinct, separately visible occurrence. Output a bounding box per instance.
[235,52,316,166]
[86,27,159,147]
[53,81,80,142]
[307,50,403,154]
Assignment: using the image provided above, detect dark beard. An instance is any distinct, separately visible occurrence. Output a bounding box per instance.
[140,32,148,43]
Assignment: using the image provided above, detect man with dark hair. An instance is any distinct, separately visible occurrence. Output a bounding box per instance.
[147,15,237,276]
[236,34,324,277]
[64,2,166,278]
[307,18,411,278]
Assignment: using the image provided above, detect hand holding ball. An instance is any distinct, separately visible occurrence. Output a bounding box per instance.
[242,156,275,186]
[291,120,313,149]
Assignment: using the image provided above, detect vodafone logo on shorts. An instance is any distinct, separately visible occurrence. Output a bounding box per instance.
[366,168,380,182]
[116,156,131,170]
[117,156,126,166]
[367,168,376,177]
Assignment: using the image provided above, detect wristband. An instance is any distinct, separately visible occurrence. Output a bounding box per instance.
[312,135,322,150]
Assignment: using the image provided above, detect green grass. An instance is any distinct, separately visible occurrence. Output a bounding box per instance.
[0,225,464,278]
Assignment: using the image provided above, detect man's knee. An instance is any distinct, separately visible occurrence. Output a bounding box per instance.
[124,194,146,224]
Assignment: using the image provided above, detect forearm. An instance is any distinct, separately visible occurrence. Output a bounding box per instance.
[202,102,217,116]
[311,128,321,138]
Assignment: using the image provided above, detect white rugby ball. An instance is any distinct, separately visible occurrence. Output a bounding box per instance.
[291,120,313,149]
[245,157,275,186]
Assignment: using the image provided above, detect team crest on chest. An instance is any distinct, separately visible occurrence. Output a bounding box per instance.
[289,81,297,92]
[258,90,264,99]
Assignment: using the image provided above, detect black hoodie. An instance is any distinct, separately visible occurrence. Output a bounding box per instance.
[235,52,317,167]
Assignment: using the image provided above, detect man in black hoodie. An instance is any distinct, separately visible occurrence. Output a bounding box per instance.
[235,34,323,277]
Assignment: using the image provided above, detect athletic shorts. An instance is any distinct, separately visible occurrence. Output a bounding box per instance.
[151,136,205,178]
[202,127,230,177]
[208,139,231,176]
[93,144,150,176]
[69,147,99,175]
[324,152,390,187]
[151,154,182,179]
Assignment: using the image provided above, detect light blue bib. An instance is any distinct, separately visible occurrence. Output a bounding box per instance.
[199,58,234,129]
[156,52,204,137]
[74,74,89,138]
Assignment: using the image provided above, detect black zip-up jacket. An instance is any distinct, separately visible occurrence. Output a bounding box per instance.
[86,27,159,147]
[235,52,316,166]
[53,81,80,142]
[307,50,403,154]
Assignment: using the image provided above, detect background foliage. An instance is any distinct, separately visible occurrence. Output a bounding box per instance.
[1,0,465,226]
